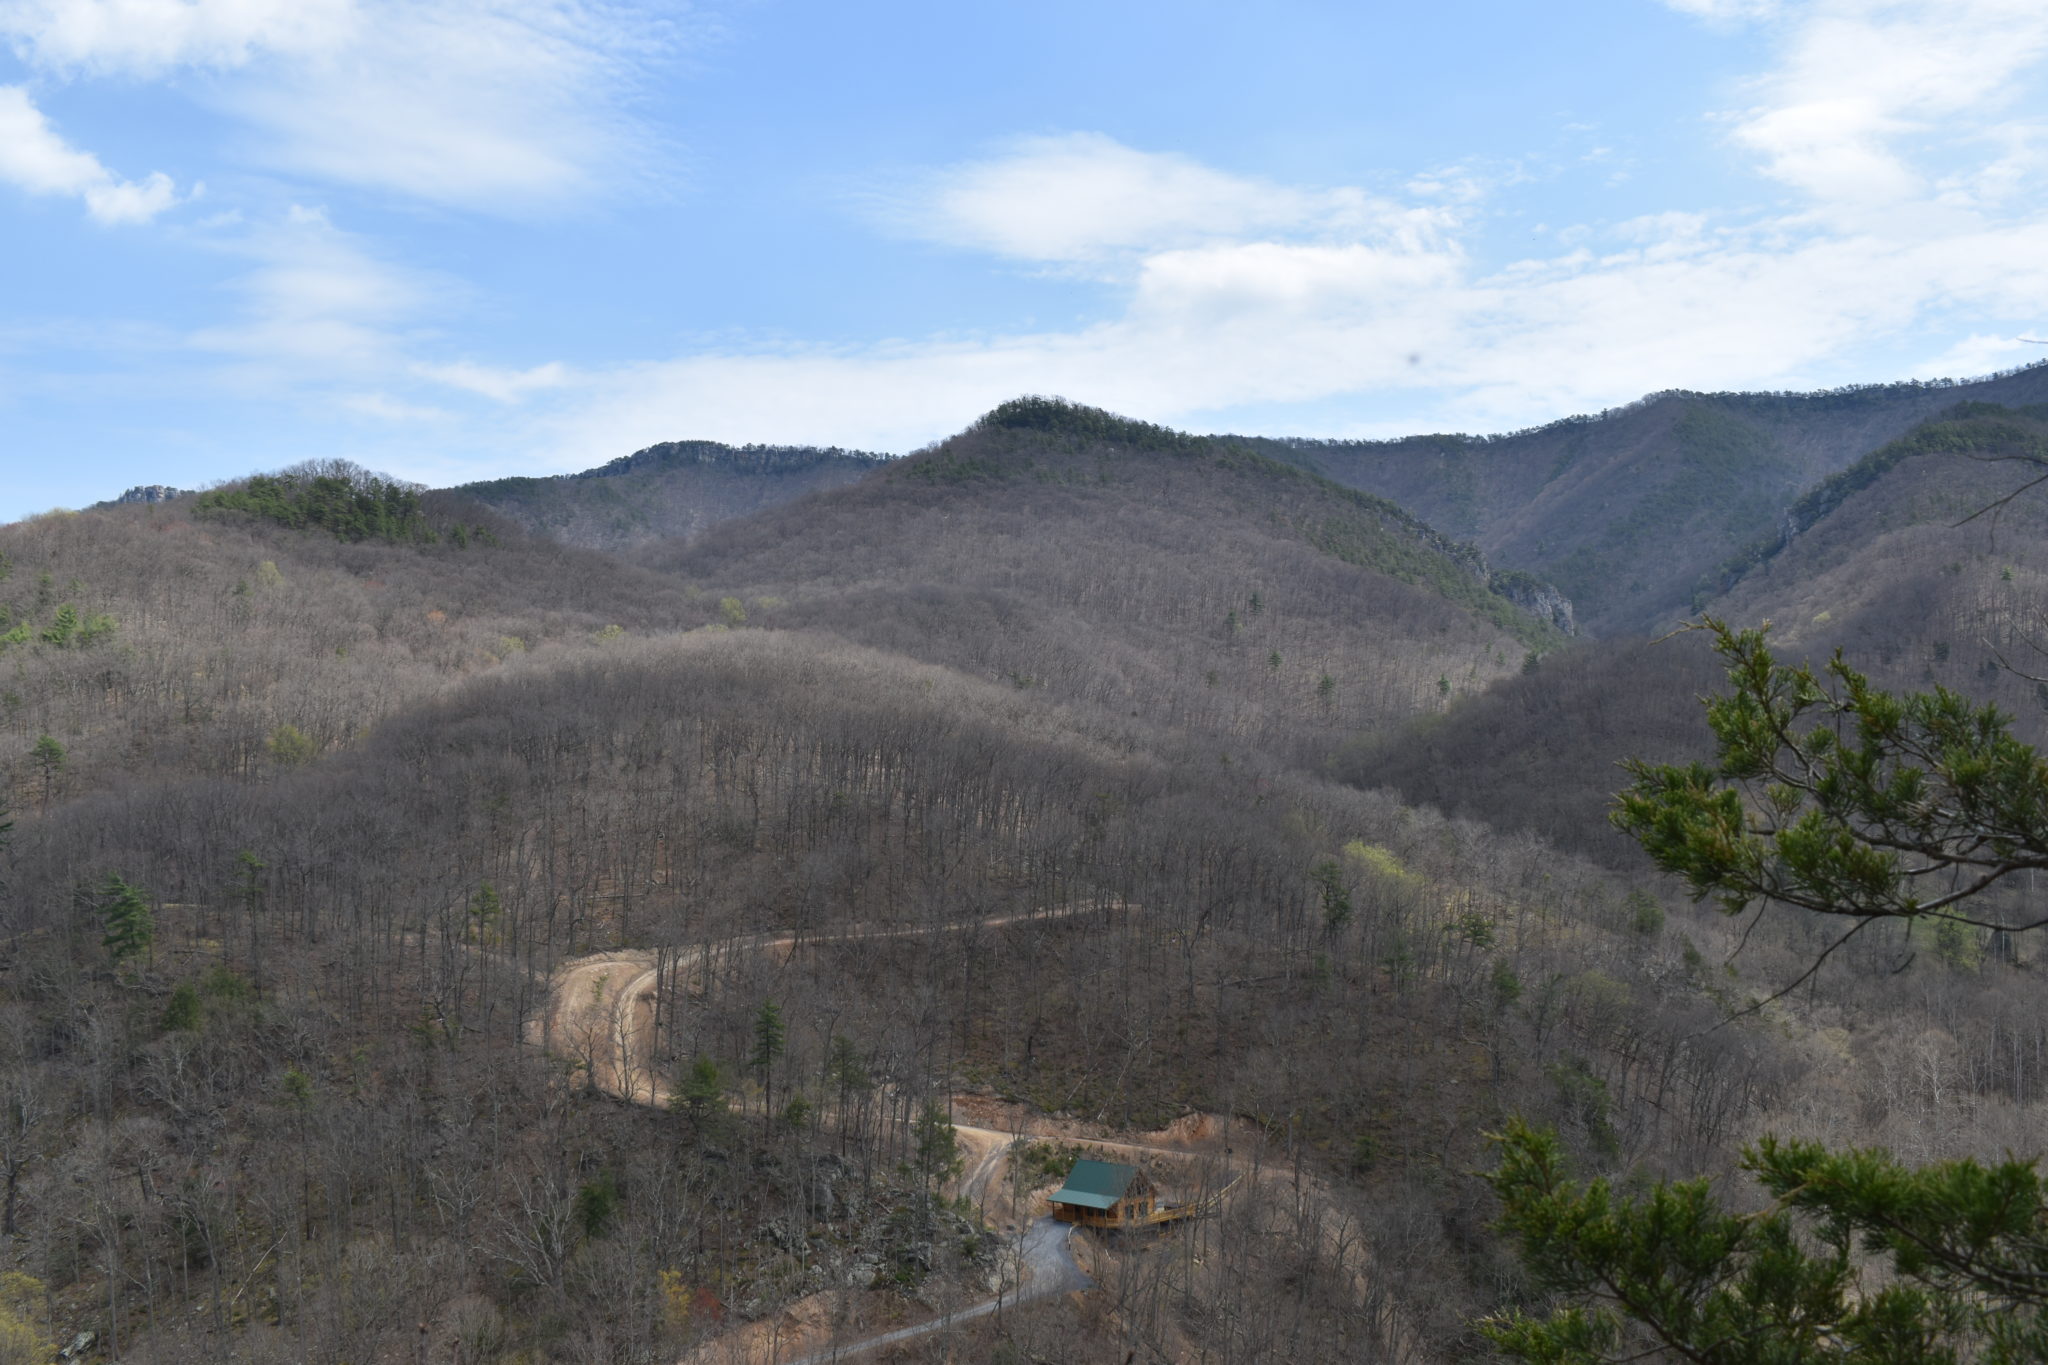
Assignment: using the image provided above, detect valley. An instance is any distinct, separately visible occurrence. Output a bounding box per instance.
[6,374,2048,1361]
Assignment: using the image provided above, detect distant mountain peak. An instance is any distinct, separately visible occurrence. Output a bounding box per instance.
[580,439,889,481]
[455,439,888,551]
[973,395,1205,452]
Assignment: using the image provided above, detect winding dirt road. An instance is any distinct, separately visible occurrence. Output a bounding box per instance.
[530,907,1406,1362]
[532,907,1140,1360]
[530,907,1111,1106]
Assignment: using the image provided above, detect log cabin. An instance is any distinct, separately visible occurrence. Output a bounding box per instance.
[1048,1159,1156,1228]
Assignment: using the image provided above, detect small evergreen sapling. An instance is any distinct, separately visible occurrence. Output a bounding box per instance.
[751,999,786,1115]
[29,735,63,811]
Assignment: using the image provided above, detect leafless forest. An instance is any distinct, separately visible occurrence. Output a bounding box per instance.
[5,394,2048,1362]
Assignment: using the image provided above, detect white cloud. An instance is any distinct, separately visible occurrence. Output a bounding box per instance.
[0,84,182,221]
[0,0,354,74]
[1657,0,1779,19]
[1918,333,2044,378]
[182,209,578,423]
[190,205,426,369]
[513,4,2048,462]
[17,1,2048,496]
[339,391,454,422]
[415,359,568,402]
[1721,0,2048,212]
[219,3,657,208]
[1,0,678,210]
[1129,242,1461,324]
[81,171,182,222]
[507,125,2048,462]
[891,132,1447,266]
[1733,96,1920,206]
[131,60,2048,480]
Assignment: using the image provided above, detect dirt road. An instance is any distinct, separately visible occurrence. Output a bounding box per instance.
[533,905,1362,1363]
[533,906,1116,1107]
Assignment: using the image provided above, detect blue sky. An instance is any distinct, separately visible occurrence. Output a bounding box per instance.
[4,0,2048,520]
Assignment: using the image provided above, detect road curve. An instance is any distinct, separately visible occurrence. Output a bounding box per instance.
[534,906,1120,1108]
[533,903,1238,1364]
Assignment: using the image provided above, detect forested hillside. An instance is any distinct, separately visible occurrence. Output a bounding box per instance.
[1349,401,2048,866]
[1712,402,2048,692]
[1254,363,2048,633]
[1340,400,2048,1349]
[460,441,886,551]
[448,367,2048,641]
[0,467,703,799]
[646,398,1563,769]
[6,397,2048,1363]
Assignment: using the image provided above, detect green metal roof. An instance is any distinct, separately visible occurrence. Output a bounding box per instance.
[1050,1159,1139,1210]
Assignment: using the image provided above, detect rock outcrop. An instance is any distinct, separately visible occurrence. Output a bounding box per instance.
[109,484,190,505]
[1489,570,1576,635]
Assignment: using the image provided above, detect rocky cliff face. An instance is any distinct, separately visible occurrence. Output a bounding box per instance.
[108,484,191,505]
[1489,571,1576,635]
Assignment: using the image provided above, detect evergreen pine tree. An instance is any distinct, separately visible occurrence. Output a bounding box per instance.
[912,1100,963,1230]
[751,999,786,1114]
[99,873,152,968]
[670,1056,727,1135]
[1485,618,2048,1361]
[1484,1118,2048,1362]
[40,604,77,647]
[29,735,63,811]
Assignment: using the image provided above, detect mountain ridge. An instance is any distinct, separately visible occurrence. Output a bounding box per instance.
[7,376,2048,1364]
[456,438,886,550]
[1234,361,2048,634]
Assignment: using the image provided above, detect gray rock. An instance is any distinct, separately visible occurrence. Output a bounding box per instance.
[110,485,190,506]
[1489,572,1577,635]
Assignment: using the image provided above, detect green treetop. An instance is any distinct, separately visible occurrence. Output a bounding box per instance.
[670,1056,727,1135]
[1484,1118,2048,1363]
[1615,618,2048,951]
[751,999,786,1112]
[29,735,63,811]
[911,1099,963,1228]
[193,463,440,544]
[40,604,77,647]
[99,873,153,968]
[1485,617,2048,1361]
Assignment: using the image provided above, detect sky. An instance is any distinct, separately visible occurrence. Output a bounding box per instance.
[4,0,2048,519]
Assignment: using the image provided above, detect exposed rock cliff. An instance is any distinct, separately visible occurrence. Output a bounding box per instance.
[1489,570,1576,635]
[108,484,191,505]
